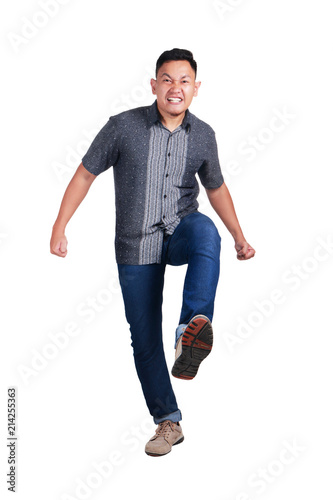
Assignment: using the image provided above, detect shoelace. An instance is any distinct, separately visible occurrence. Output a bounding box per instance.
[155,420,175,439]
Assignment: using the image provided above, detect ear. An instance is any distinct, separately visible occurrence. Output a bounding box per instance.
[193,82,201,97]
[193,80,201,97]
[150,78,157,95]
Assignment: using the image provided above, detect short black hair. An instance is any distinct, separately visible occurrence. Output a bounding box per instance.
[155,48,197,78]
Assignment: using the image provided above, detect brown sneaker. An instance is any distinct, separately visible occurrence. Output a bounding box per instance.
[171,315,213,380]
[145,420,184,457]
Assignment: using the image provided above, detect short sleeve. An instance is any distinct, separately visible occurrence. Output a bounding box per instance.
[197,131,224,189]
[81,116,120,176]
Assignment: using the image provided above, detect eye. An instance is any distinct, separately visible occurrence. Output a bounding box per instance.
[182,80,189,83]
[163,78,171,82]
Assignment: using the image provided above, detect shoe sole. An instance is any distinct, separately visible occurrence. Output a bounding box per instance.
[171,315,213,380]
[145,436,185,457]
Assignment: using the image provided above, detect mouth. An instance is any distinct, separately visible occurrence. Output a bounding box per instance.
[167,97,183,103]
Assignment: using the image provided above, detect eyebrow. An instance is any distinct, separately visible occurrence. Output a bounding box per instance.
[160,73,192,80]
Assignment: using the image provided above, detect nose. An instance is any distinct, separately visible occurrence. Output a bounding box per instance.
[170,80,182,92]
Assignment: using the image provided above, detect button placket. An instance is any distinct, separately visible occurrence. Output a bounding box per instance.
[162,134,173,222]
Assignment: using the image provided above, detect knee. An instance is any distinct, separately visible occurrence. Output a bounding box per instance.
[203,218,221,243]
[132,338,163,364]
[130,323,163,359]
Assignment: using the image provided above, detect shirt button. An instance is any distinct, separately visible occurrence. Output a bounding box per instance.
[164,194,167,198]
[166,174,169,177]
[168,152,171,157]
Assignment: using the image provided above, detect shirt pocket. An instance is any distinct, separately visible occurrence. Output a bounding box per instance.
[172,156,202,193]
[174,155,203,186]
[184,155,206,174]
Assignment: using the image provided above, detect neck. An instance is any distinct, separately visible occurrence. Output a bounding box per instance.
[157,106,186,132]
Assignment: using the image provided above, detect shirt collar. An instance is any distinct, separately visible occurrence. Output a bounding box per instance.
[147,99,192,132]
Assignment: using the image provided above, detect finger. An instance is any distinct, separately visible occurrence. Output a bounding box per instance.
[59,239,67,254]
[51,240,67,257]
[51,248,65,257]
[244,248,255,259]
[237,247,255,260]
[237,244,248,258]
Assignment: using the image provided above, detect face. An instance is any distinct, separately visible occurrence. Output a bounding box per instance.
[151,60,201,119]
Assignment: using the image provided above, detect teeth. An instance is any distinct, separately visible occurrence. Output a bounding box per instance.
[167,97,182,102]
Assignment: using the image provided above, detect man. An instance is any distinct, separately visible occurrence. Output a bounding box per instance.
[50,48,255,457]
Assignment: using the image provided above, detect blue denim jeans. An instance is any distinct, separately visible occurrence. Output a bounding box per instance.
[117,211,221,424]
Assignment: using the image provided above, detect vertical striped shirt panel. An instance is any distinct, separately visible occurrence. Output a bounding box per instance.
[139,123,188,264]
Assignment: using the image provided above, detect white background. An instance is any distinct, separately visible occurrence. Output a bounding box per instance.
[1,0,332,499]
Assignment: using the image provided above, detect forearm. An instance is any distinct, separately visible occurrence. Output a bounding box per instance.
[53,163,96,232]
[206,182,245,242]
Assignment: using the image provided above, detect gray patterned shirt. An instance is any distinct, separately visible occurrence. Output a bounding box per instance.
[81,100,224,265]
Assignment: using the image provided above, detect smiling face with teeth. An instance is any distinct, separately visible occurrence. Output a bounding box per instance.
[150,60,201,130]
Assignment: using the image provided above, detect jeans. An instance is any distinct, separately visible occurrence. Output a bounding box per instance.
[117,211,221,424]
